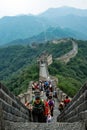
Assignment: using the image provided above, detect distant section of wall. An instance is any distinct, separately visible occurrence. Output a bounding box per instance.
[47,54,53,66]
[57,83,87,129]
[56,40,78,63]
[0,83,30,130]
[39,63,49,81]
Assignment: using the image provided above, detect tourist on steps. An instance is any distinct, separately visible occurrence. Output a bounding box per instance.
[43,99,50,122]
[64,96,71,107]
[32,96,45,122]
[58,99,65,112]
[48,96,54,117]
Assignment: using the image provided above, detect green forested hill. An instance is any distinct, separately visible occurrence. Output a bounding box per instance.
[2,64,39,96]
[0,45,39,80]
[1,39,87,97]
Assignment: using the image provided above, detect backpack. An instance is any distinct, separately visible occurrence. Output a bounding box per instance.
[32,100,44,114]
[46,89,49,97]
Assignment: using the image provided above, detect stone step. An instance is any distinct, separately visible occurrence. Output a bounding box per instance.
[9,122,85,130]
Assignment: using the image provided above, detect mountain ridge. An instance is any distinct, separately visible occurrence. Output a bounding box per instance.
[39,6,87,17]
[6,27,87,46]
[0,6,87,45]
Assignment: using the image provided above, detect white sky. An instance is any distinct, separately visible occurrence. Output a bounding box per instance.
[0,0,87,18]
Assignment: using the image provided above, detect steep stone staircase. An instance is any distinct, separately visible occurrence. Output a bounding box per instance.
[0,56,87,130]
[1,81,86,130]
[6,98,86,130]
[3,95,85,130]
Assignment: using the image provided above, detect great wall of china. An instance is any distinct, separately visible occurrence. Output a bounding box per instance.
[0,39,87,130]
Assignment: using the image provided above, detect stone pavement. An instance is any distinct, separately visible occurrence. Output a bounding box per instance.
[9,121,85,130]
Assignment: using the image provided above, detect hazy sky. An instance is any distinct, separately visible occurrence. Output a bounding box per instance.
[0,0,87,18]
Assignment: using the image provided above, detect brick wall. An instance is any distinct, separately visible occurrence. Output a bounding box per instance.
[57,83,87,129]
[0,82,31,130]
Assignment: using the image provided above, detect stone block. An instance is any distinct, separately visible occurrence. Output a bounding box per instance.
[0,90,12,106]
[84,90,87,100]
[12,101,20,110]
[67,114,79,122]
[78,100,87,113]
[78,110,87,121]
[0,83,10,96]
[65,110,76,120]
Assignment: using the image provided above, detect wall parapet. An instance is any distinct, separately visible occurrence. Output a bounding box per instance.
[57,82,87,129]
[0,82,30,130]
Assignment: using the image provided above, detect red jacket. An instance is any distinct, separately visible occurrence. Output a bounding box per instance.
[64,99,70,106]
[44,101,50,116]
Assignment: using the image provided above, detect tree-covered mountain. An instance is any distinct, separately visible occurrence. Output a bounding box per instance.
[2,64,39,96]
[6,27,87,46]
[39,7,87,40]
[0,7,87,45]
[0,45,39,80]
[23,27,87,42]
[1,39,87,97]
[0,15,48,45]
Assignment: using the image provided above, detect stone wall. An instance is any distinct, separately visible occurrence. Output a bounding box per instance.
[57,83,87,129]
[18,92,31,104]
[0,82,30,130]
[57,88,71,101]
[47,54,53,66]
[39,62,49,81]
[18,81,33,104]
